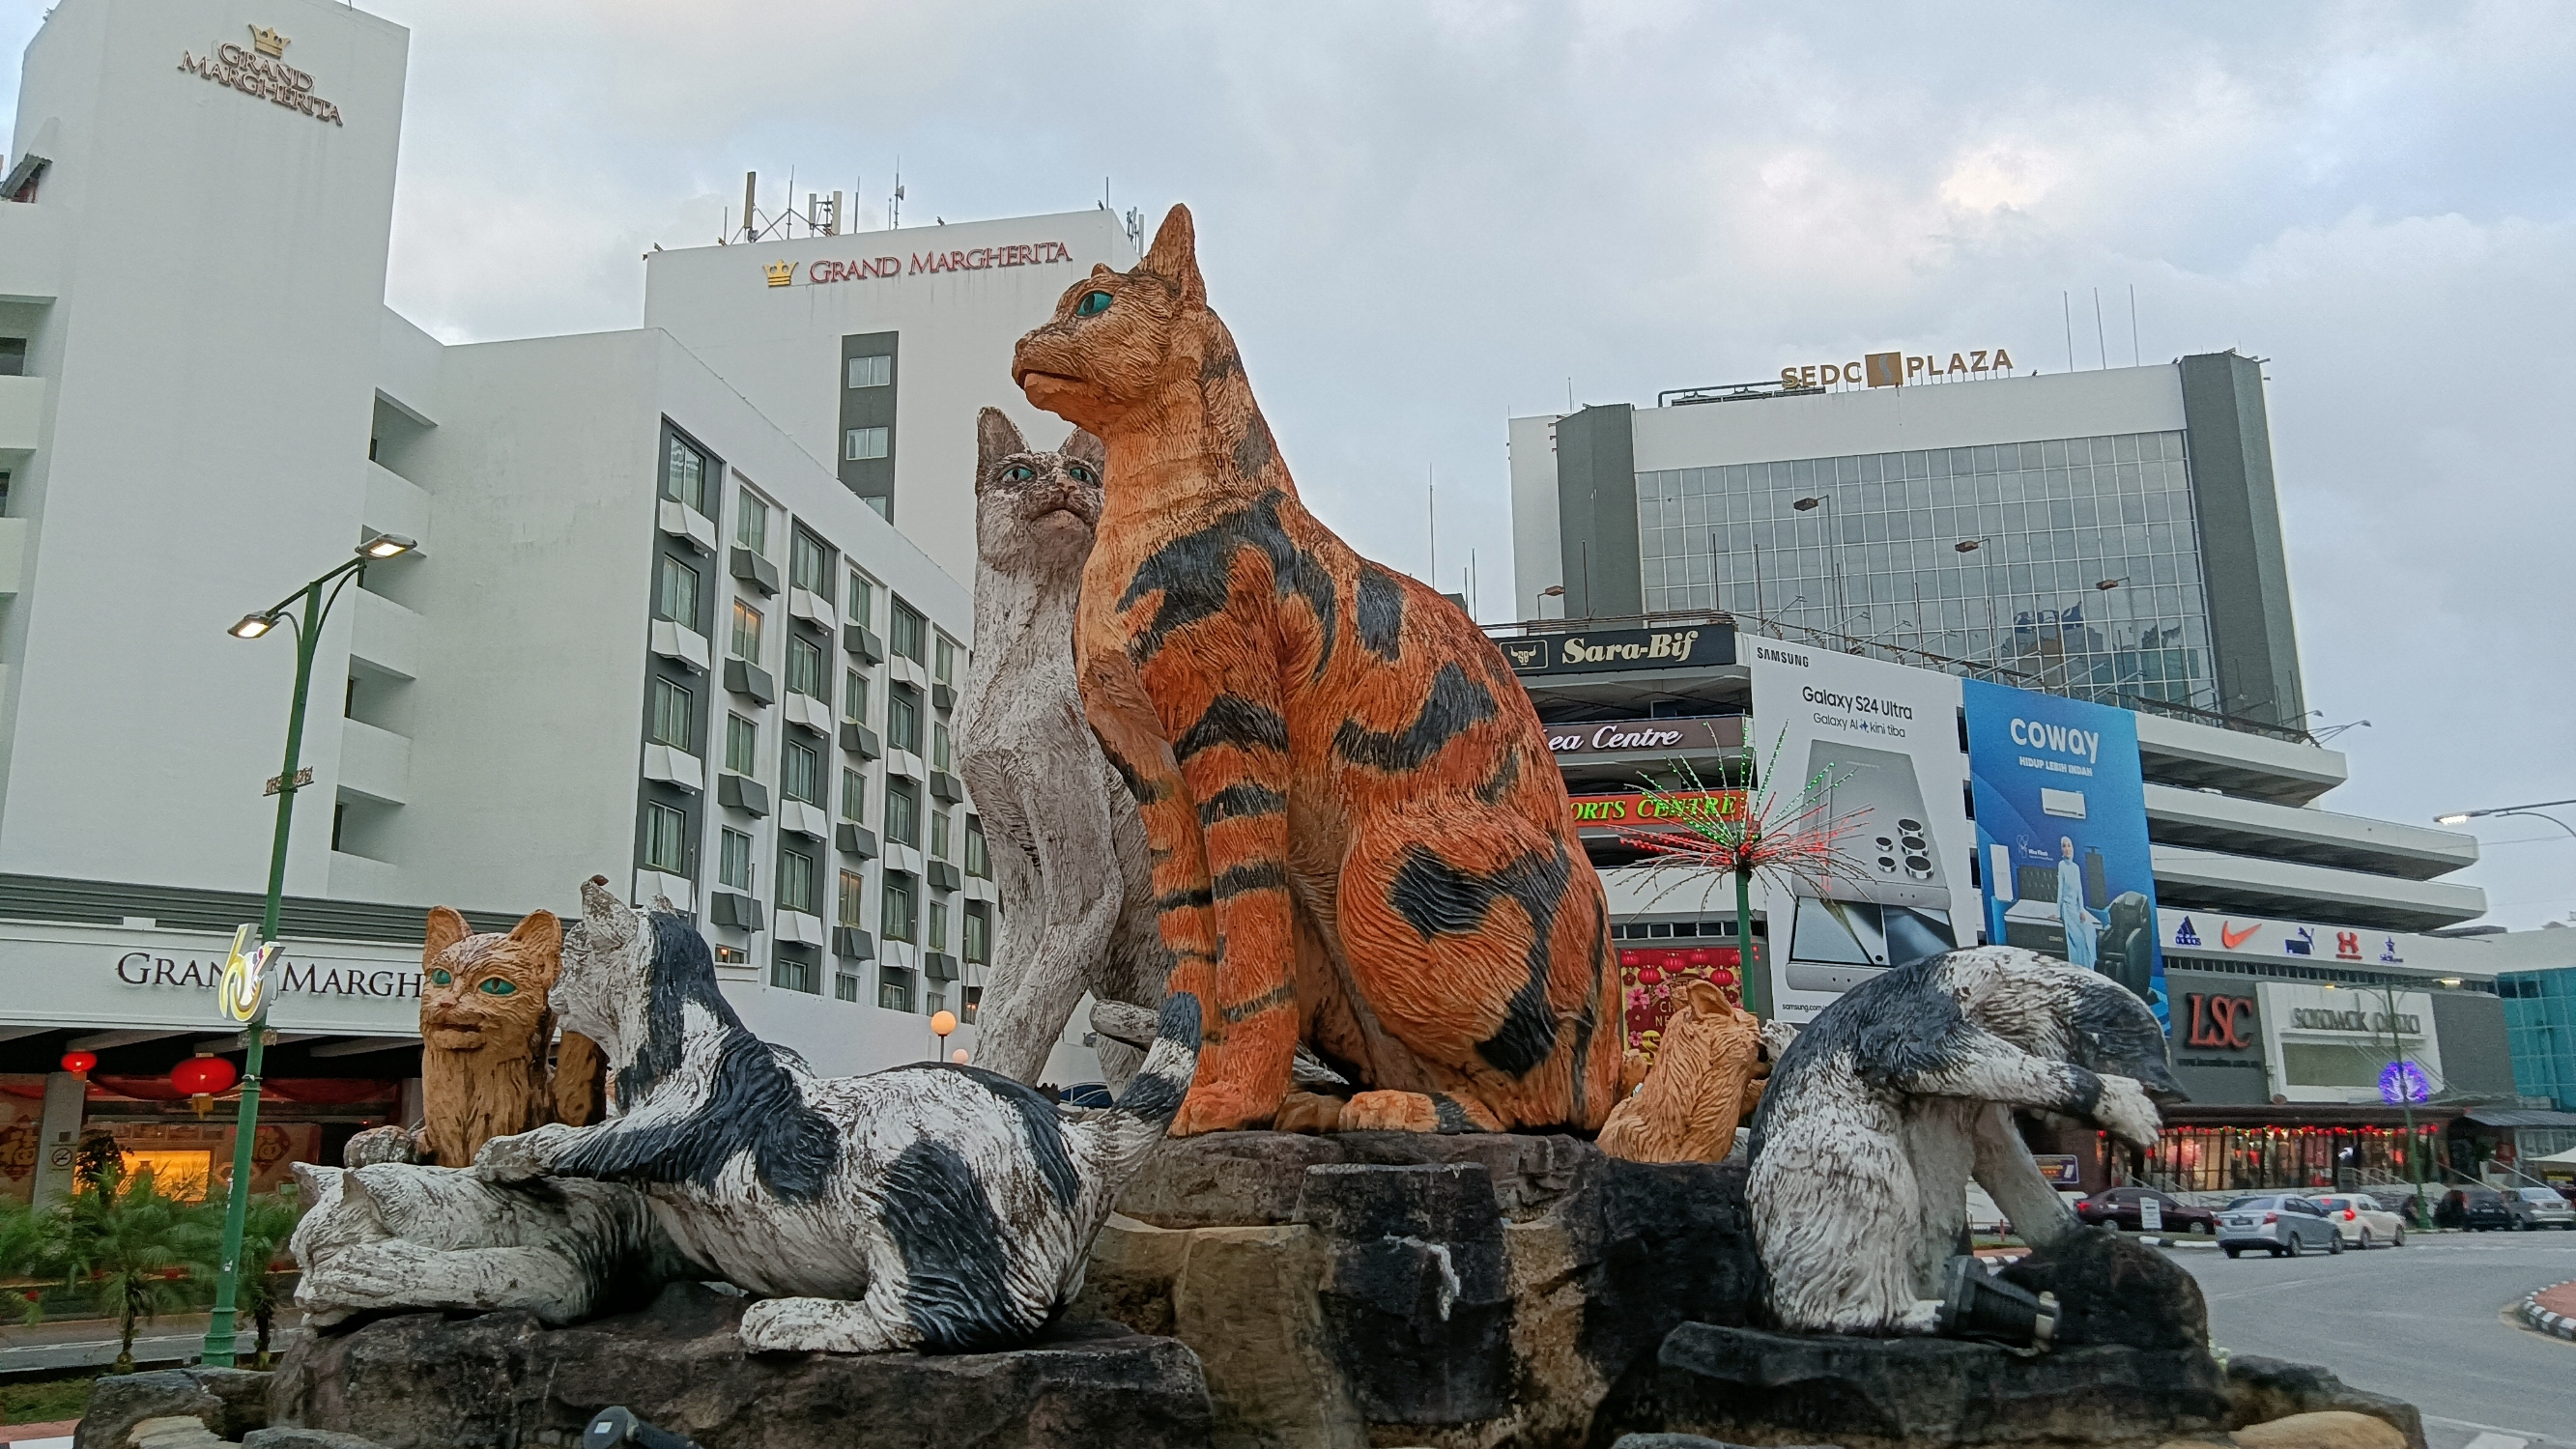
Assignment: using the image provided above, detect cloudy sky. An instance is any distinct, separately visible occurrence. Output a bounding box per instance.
[8,2,2571,927]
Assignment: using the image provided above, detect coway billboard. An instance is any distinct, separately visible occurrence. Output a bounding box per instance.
[1743,636,1978,1024]
[1961,679,2165,1029]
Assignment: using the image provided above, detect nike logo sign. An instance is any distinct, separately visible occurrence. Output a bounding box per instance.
[2220,923,2258,950]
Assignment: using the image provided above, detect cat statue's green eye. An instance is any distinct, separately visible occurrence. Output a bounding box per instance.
[1067,465,1095,484]
[1076,291,1112,316]
[1006,465,1037,481]
[430,968,453,985]
[478,978,517,996]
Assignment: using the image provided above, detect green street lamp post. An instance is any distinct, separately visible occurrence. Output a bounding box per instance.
[200,533,415,1367]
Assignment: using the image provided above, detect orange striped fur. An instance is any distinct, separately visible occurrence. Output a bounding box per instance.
[1012,205,1622,1136]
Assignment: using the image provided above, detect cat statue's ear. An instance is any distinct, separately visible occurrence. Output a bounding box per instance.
[977,407,1027,483]
[1144,204,1204,309]
[423,905,470,967]
[1062,428,1106,475]
[509,909,563,985]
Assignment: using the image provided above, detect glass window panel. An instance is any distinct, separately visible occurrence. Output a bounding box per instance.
[650,678,692,750]
[844,668,870,723]
[735,495,768,554]
[657,556,701,628]
[881,872,916,942]
[841,766,866,821]
[784,740,821,804]
[730,601,763,662]
[885,777,920,846]
[664,436,707,513]
[844,426,891,461]
[719,828,753,890]
[839,869,867,924]
[644,804,689,872]
[726,714,757,775]
[846,354,892,388]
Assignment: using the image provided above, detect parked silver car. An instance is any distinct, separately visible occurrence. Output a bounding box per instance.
[2509,1186,2576,1230]
[2217,1194,2344,1259]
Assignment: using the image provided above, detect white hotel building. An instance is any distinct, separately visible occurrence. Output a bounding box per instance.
[0,0,1125,1198]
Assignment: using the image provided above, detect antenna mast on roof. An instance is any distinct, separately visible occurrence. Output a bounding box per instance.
[892,162,904,231]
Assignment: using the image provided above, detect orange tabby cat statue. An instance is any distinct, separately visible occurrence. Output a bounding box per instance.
[1013,205,1622,1137]
[416,907,570,1167]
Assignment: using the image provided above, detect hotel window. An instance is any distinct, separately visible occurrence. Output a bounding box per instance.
[730,600,763,662]
[963,901,990,964]
[648,678,693,751]
[773,952,816,994]
[887,684,922,754]
[779,847,818,916]
[890,598,926,663]
[846,354,891,388]
[930,721,952,772]
[930,810,951,862]
[664,435,708,514]
[844,426,890,462]
[929,899,949,952]
[787,635,826,698]
[725,714,757,776]
[882,871,918,942]
[885,777,920,847]
[644,803,689,873]
[843,668,870,723]
[846,570,873,628]
[840,767,866,822]
[735,493,769,555]
[0,338,24,377]
[783,739,823,806]
[879,969,912,1012]
[933,635,958,686]
[656,556,701,628]
[838,868,867,925]
[719,828,754,891]
[964,816,988,878]
[835,972,859,1003]
[790,529,832,595]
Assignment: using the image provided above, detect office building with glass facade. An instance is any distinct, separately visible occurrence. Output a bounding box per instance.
[1509,353,2307,727]
[2503,965,2576,1113]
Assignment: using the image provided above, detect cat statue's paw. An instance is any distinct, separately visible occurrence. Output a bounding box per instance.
[472,1125,562,1183]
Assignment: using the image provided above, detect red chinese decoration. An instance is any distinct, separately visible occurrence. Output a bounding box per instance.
[59,1051,98,1076]
[1620,943,1745,1062]
[170,1056,239,1096]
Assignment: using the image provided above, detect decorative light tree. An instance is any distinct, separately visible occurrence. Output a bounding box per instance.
[1613,729,1872,1021]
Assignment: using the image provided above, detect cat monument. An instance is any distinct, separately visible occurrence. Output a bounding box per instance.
[299,876,1205,1351]
[1745,945,2182,1334]
[951,411,1170,1091]
[1596,979,1773,1164]
[1012,205,1622,1137]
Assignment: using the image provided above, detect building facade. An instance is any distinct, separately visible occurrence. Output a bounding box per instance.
[1511,357,2308,727]
[0,0,1104,1202]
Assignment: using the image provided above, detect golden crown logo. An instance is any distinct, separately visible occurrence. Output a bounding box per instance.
[763,260,795,288]
[248,24,289,57]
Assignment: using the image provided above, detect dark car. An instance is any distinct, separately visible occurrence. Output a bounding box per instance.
[2436,1186,2517,1232]
[2075,1186,2217,1236]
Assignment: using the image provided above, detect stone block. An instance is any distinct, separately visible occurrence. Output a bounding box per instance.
[1119,1133,1352,1228]
[2221,1357,2425,1449]
[268,1281,1215,1449]
[243,1429,397,1449]
[2233,1411,2410,1449]
[79,1367,271,1449]
[1996,1226,2207,1350]
[1299,1163,1511,1427]
[124,1417,227,1449]
[1169,1224,1363,1449]
[1642,1321,2231,1448]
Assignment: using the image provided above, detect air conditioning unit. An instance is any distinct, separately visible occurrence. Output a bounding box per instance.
[717,774,771,817]
[843,624,885,664]
[840,722,881,759]
[927,861,962,893]
[924,952,959,982]
[709,893,764,932]
[929,771,965,804]
[835,822,879,859]
[833,926,875,960]
[729,548,781,596]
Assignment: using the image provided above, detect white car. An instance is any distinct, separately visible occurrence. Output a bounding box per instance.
[2305,1193,2407,1249]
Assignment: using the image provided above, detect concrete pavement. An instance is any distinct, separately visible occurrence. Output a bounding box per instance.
[2175,1229,2576,1449]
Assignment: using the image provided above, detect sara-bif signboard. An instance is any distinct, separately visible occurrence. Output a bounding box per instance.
[1742,636,1978,1024]
[1961,679,2166,1029]
[1499,623,1734,676]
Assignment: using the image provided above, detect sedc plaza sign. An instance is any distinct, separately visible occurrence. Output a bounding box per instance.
[0,921,423,1039]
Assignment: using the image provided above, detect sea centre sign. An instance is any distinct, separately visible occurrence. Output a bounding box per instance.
[1780,348,2017,390]
[1546,716,1744,763]
[178,25,345,127]
[1499,624,1735,676]
[768,241,1078,289]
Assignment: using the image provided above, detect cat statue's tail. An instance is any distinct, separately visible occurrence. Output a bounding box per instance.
[1069,990,1201,1181]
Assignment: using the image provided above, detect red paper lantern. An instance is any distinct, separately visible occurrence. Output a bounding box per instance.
[171,1056,239,1096]
[59,1051,97,1076]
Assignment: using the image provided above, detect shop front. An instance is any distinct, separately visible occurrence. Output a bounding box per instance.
[0,919,424,1206]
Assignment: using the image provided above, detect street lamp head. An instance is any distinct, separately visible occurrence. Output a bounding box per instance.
[358,533,416,560]
[2434,812,2473,825]
[2095,578,2125,591]
[1792,497,1823,511]
[228,612,278,639]
[1539,584,1566,597]
[1954,539,1982,553]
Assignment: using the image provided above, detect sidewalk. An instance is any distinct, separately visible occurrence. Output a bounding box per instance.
[0,1313,299,1382]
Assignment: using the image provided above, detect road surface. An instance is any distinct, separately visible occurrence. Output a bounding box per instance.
[2174,1229,2576,1449]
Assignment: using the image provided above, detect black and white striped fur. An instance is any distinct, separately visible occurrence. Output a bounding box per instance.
[1744,946,2182,1335]
[474,875,1200,1353]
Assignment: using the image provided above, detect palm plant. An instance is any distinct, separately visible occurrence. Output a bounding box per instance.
[1616,727,1872,1020]
[61,1160,216,1373]
[196,1193,304,1368]
[0,1196,67,1325]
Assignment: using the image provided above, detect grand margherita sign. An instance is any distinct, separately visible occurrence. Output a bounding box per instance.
[768,241,1078,289]
[179,24,345,127]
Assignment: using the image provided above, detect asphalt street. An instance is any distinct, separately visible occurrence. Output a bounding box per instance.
[0,1311,301,1379]
[2173,1230,2576,1449]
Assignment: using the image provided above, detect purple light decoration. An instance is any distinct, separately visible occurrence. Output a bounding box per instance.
[2379,1060,2429,1105]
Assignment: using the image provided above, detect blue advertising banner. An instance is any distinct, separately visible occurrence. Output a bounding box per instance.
[1961,678,2166,1029]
